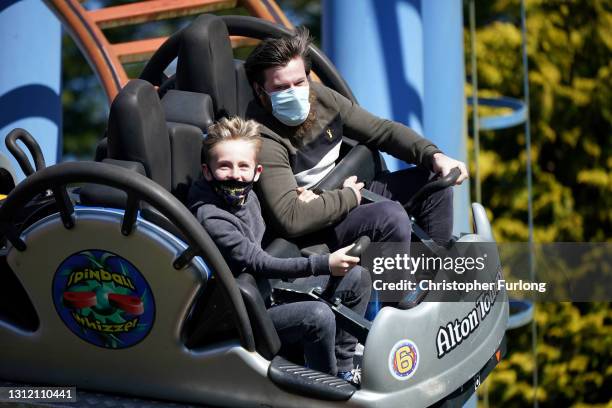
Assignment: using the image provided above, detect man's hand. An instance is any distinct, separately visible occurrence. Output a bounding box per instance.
[343,176,365,203]
[432,153,469,185]
[296,187,319,203]
[329,244,360,276]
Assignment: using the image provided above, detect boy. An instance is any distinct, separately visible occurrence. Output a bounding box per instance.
[187,116,371,382]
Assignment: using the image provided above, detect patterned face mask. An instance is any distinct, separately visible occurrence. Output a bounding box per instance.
[209,170,256,208]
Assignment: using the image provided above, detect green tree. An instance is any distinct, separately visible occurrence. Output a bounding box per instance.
[466,1,611,406]
[467,0,611,243]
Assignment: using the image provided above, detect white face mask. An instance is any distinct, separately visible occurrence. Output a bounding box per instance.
[268,86,310,126]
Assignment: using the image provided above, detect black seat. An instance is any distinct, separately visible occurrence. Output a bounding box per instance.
[107,79,173,190]
[81,78,283,359]
[235,59,257,118]
[166,14,384,187]
[161,89,214,133]
[81,79,167,208]
[175,14,238,118]
[82,79,204,207]
[108,79,205,203]
[147,12,384,189]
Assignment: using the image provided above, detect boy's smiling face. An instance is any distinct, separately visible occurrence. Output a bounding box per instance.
[203,139,262,183]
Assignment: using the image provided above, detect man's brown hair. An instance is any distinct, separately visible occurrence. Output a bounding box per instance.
[244,26,313,87]
[202,117,262,163]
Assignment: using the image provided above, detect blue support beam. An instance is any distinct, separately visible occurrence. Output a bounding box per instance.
[323,0,470,234]
[0,0,62,182]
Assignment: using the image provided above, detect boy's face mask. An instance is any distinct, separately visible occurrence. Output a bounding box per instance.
[268,86,310,126]
[208,170,256,208]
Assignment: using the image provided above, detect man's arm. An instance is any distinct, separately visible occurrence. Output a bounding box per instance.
[202,214,329,278]
[324,85,442,170]
[256,138,359,238]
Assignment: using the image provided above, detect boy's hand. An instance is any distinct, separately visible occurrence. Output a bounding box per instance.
[296,187,319,203]
[329,244,360,276]
[342,176,364,203]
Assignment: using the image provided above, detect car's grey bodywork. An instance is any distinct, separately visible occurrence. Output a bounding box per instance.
[0,204,507,407]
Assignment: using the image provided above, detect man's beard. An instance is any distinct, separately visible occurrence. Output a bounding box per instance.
[290,88,318,147]
[261,87,318,147]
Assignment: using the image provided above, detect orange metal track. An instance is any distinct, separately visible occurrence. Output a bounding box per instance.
[42,0,292,102]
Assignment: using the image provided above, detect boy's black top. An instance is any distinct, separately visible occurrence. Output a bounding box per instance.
[187,177,330,281]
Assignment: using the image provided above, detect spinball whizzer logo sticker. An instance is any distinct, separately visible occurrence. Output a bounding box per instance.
[389,339,419,381]
[52,250,155,349]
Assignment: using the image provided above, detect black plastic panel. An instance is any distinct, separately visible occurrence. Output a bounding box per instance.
[268,356,356,401]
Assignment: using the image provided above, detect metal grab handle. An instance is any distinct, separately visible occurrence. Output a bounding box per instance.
[5,128,46,176]
[321,236,371,301]
[403,167,461,213]
[0,160,256,351]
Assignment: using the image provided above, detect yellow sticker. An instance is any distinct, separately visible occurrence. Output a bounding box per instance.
[389,339,419,380]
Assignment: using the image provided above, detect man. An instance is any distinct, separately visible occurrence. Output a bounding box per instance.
[244,27,468,263]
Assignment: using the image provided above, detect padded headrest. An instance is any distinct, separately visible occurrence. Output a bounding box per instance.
[107,79,171,191]
[176,14,237,117]
[235,60,257,118]
[161,90,214,133]
[166,121,205,204]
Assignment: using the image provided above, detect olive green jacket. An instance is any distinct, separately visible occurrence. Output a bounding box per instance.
[246,82,442,238]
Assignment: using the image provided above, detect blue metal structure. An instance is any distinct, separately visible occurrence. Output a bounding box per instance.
[0,0,62,182]
[322,0,470,234]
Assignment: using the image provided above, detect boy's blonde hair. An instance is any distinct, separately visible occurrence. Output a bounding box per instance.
[202,117,262,163]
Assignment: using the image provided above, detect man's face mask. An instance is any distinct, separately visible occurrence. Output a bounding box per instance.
[209,171,256,208]
[268,86,310,126]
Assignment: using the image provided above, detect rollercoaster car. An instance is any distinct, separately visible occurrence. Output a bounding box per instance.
[0,14,508,408]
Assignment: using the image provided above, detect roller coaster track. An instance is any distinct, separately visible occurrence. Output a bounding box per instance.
[42,0,292,102]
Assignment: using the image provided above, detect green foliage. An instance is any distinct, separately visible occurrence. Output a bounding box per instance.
[466,0,611,243]
[61,34,108,160]
[482,303,612,407]
[466,1,612,406]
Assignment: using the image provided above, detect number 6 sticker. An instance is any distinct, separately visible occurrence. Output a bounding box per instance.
[389,339,420,381]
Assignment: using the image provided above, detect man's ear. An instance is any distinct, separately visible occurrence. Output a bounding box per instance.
[253,82,263,97]
[254,83,272,111]
[254,83,268,102]
[202,164,213,181]
[253,164,263,182]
